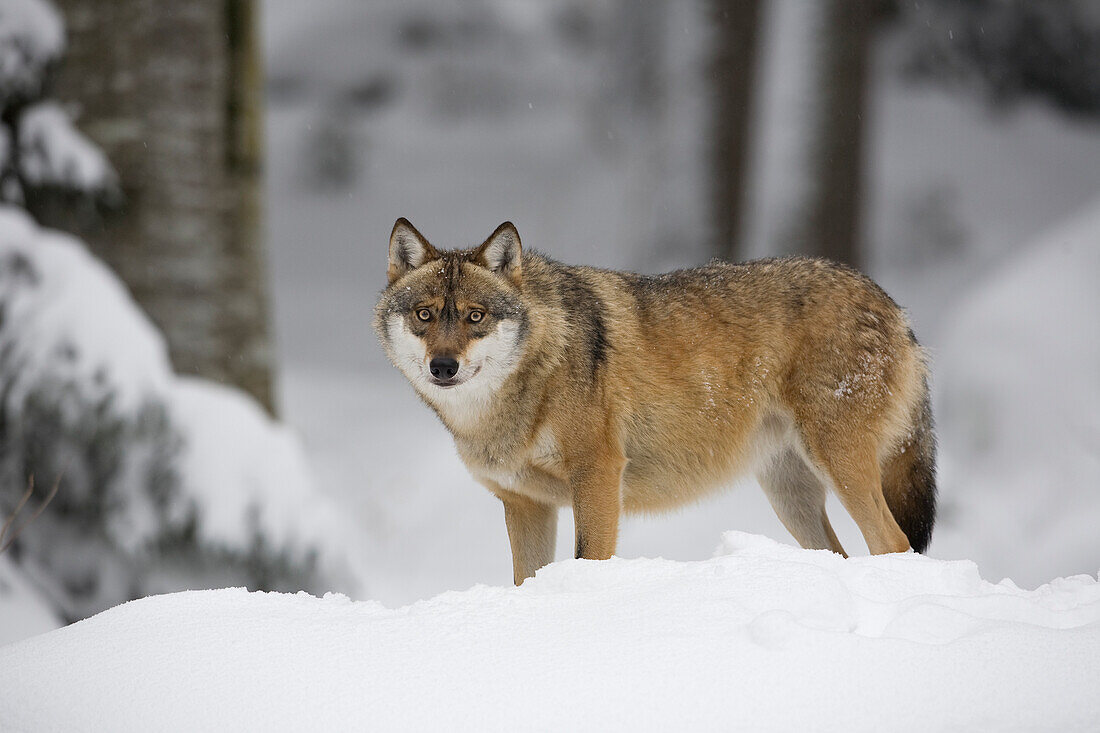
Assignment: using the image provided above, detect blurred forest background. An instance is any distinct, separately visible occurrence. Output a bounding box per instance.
[1,0,1098,643]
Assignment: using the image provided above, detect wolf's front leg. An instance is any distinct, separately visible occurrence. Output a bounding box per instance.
[497,489,557,585]
[570,452,625,561]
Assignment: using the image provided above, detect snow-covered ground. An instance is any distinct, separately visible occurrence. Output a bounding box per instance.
[2,533,1098,731]
[5,0,1099,684]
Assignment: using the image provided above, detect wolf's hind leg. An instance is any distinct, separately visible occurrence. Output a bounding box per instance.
[497,490,557,585]
[800,436,911,555]
[757,448,847,556]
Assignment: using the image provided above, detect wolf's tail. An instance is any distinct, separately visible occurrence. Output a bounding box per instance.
[881,379,937,553]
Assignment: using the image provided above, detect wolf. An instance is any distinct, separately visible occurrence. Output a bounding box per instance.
[375,218,936,584]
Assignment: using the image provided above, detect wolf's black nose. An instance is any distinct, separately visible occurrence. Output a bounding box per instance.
[429,357,459,380]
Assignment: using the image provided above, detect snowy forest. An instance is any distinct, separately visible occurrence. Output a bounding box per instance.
[1,0,1099,729]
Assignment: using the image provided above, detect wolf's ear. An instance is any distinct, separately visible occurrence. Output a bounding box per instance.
[388,218,438,284]
[474,221,522,285]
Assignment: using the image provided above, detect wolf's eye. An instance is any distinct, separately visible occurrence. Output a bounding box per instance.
[416,308,432,322]
[468,310,484,323]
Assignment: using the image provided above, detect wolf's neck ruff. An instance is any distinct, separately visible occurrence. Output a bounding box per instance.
[375,219,937,586]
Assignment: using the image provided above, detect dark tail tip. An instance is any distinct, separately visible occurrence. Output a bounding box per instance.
[901,447,937,554]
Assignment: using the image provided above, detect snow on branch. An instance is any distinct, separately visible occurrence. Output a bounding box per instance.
[17,101,118,196]
[0,206,357,620]
[0,0,119,211]
[0,0,64,108]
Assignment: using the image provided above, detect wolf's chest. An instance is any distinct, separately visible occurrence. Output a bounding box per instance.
[458,425,569,503]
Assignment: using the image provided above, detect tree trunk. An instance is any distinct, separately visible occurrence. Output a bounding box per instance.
[608,0,667,267]
[44,0,276,413]
[708,0,763,262]
[792,0,876,268]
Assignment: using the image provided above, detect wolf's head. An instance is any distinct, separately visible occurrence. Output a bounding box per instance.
[374,218,530,406]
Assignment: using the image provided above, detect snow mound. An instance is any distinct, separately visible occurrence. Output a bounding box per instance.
[2,532,1097,732]
[934,195,1100,587]
[169,377,351,561]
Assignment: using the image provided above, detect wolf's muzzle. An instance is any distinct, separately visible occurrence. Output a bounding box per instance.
[429,357,460,381]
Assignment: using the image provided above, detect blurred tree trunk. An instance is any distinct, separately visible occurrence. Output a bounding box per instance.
[609,0,667,266]
[44,0,276,413]
[791,0,877,268]
[708,0,762,262]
